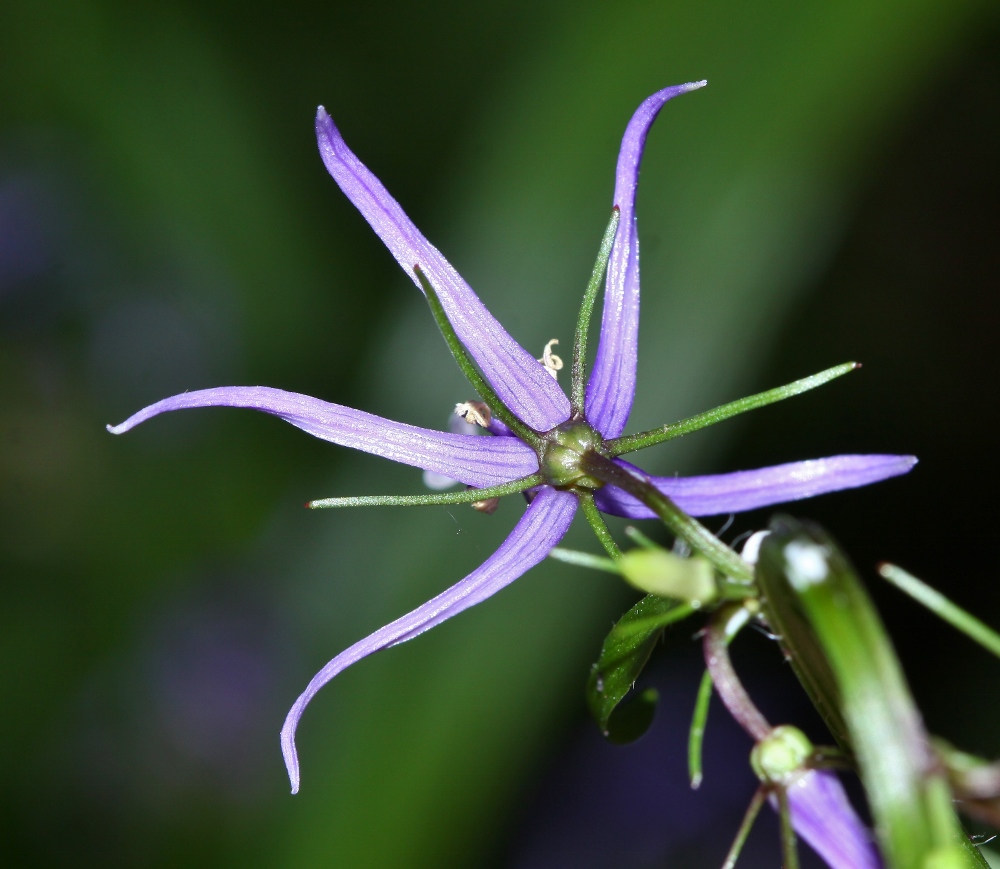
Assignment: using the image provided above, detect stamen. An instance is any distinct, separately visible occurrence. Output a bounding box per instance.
[471,496,500,514]
[454,401,492,428]
[538,339,563,380]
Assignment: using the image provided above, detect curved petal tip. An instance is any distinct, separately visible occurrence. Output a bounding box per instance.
[280,712,302,794]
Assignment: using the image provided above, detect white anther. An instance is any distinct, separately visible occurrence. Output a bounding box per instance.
[454,401,492,428]
[538,339,563,380]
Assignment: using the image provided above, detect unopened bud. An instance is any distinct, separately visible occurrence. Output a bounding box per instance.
[618,549,717,605]
[751,725,813,785]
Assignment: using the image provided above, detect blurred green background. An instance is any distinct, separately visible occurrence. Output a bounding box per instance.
[1,1,998,866]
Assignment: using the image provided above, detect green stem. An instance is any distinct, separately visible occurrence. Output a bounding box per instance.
[579,451,752,582]
[308,473,543,509]
[607,362,859,456]
[879,563,1000,659]
[722,786,767,869]
[571,207,620,415]
[415,265,542,449]
[687,668,714,789]
[578,489,621,558]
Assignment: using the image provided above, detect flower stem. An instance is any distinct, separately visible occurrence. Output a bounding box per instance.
[308,473,544,509]
[879,563,1000,659]
[578,489,622,558]
[579,451,752,582]
[415,265,543,449]
[703,604,771,741]
[606,362,859,456]
[571,207,620,416]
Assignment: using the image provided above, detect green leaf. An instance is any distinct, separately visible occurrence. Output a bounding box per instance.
[587,594,695,739]
[605,688,659,745]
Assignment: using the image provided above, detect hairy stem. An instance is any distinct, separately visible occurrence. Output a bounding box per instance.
[579,451,752,582]
[703,604,771,741]
[578,489,622,558]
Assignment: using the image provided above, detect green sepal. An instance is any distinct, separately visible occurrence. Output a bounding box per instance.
[415,265,541,449]
[607,362,859,456]
[571,207,620,415]
[587,594,695,740]
[758,518,985,869]
[879,563,1000,660]
[308,473,543,509]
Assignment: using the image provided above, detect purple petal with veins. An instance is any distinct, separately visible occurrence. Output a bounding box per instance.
[777,769,883,869]
[594,454,917,518]
[107,386,538,488]
[586,82,706,438]
[279,486,577,793]
[315,108,569,433]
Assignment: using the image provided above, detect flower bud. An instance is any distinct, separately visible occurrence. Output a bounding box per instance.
[618,549,717,605]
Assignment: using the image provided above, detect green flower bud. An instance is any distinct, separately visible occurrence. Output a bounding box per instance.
[751,725,814,785]
[618,549,717,605]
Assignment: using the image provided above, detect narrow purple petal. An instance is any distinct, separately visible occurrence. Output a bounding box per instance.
[107,386,538,488]
[586,82,706,438]
[775,770,883,869]
[594,454,917,518]
[280,486,577,792]
[315,108,570,432]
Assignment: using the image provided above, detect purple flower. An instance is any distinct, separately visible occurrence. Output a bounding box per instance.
[780,768,883,869]
[108,83,916,792]
[752,726,882,869]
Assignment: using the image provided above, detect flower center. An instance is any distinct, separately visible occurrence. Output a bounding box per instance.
[538,419,607,489]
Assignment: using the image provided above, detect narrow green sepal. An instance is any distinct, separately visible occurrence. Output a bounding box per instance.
[571,207,620,415]
[308,473,543,509]
[879,563,1000,659]
[414,265,542,448]
[607,362,859,456]
[722,787,767,869]
[687,668,713,789]
[624,525,661,550]
[548,547,620,574]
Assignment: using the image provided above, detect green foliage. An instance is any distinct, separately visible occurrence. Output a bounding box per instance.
[586,594,695,741]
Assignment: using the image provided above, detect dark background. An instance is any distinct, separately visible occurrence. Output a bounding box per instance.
[1,1,997,866]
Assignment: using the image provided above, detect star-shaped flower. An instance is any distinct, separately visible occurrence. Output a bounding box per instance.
[108,82,915,792]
